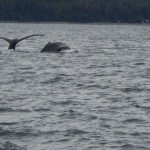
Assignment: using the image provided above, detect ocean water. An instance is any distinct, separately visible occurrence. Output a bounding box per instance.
[0,23,150,150]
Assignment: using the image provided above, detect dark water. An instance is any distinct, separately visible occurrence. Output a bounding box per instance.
[0,23,150,150]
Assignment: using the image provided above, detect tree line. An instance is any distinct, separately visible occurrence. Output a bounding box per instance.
[0,0,149,23]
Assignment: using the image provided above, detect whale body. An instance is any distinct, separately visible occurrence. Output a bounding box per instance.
[40,42,70,53]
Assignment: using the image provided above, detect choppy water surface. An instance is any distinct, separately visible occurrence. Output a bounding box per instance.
[0,23,150,150]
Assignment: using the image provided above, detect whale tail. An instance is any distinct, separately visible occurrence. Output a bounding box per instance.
[0,34,44,50]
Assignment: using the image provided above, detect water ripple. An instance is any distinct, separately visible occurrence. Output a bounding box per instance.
[0,23,150,150]
[0,142,27,150]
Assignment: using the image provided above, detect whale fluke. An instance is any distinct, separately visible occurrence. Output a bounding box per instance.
[0,34,44,50]
[40,42,70,53]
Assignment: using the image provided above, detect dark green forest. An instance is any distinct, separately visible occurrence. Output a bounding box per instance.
[0,0,150,23]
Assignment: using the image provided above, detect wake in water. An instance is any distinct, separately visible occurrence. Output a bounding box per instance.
[0,47,78,54]
[60,48,78,53]
[0,49,31,54]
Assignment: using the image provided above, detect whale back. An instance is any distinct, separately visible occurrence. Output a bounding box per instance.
[40,42,70,53]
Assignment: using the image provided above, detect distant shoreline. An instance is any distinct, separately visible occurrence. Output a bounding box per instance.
[0,21,149,26]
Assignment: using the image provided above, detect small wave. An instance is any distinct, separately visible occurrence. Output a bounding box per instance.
[34,108,51,112]
[17,109,32,112]
[58,109,82,119]
[43,138,69,144]
[120,144,135,149]
[89,115,98,120]
[121,87,144,93]
[0,142,27,150]
[0,122,18,125]
[40,77,62,84]
[51,100,75,106]
[0,129,14,136]
[130,132,141,136]
[0,107,13,112]
[0,79,25,85]
[0,107,31,112]
[12,79,26,83]
[123,118,145,124]
[86,84,105,89]
[132,103,150,110]
[120,144,149,150]
[114,131,127,136]
[21,71,36,74]
[18,67,33,70]
[0,128,39,137]
[44,130,60,135]
[64,129,88,136]
[134,62,146,66]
